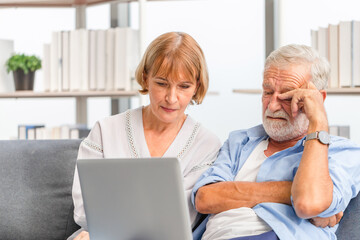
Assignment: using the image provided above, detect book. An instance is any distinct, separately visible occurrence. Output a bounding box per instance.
[43,44,51,92]
[62,31,70,91]
[0,39,14,93]
[114,28,140,91]
[96,30,107,91]
[106,28,116,91]
[352,21,360,87]
[89,30,97,90]
[338,126,350,139]
[114,27,129,90]
[60,124,87,139]
[70,127,90,139]
[311,30,318,51]
[328,24,339,88]
[329,125,339,136]
[317,27,328,60]
[50,32,60,91]
[18,124,45,140]
[35,127,52,140]
[69,30,81,91]
[79,29,90,91]
[338,21,352,87]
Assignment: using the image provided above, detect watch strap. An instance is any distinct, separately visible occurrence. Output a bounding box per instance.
[305,131,318,141]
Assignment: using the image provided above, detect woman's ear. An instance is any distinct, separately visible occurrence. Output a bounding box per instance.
[194,80,200,96]
[143,72,148,87]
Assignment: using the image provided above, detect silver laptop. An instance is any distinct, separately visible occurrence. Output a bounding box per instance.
[77,157,193,240]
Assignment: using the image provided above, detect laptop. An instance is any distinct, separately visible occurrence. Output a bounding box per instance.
[77,157,193,240]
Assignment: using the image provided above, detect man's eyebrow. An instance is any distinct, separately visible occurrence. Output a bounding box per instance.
[262,82,272,88]
[281,87,295,93]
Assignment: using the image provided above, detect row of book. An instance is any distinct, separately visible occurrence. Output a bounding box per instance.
[18,124,90,140]
[311,21,360,89]
[43,27,140,92]
[329,125,350,139]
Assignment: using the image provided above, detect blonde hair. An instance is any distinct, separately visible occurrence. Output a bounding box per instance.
[135,32,209,104]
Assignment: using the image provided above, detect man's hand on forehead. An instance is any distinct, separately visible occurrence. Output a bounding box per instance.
[277,81,326,123]
[300,81,318,90]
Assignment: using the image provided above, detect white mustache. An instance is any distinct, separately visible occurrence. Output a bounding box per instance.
[264,108,289,120]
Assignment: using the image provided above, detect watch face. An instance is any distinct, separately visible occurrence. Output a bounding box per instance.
[318,131,331,144]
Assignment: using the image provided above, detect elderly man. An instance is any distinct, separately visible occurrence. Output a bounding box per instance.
[192,44,360,240]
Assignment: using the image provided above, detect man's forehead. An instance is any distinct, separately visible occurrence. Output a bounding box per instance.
[263,65,311,88]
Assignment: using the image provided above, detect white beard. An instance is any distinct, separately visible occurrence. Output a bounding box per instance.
[262,108,309,142]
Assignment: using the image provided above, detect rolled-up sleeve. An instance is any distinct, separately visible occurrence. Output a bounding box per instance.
[191,138,236,207]
[316,138,360,217]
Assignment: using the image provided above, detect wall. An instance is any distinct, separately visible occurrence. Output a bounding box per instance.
[0,0,265,143]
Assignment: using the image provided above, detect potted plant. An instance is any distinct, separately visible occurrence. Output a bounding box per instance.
[6,53,42,91]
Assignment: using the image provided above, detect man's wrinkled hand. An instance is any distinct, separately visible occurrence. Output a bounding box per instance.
[277,81,327,126]
[309,211,343,228]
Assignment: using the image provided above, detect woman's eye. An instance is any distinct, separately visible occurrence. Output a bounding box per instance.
[180,85,190,89]
[156,82,167,86]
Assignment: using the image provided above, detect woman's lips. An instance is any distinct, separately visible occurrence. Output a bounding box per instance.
[161,106,176,112]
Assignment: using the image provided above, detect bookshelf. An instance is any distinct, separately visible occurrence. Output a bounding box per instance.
[233,88,360,95]
[0,0,150,126]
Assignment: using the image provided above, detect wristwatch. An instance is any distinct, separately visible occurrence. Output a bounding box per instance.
[304,131,331,145]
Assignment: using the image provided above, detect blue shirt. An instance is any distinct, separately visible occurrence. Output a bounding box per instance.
[191,125,360,240]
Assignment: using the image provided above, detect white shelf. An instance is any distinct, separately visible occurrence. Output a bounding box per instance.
[0,0,173,7]
[233,88,360,95]
[0,90,138,98]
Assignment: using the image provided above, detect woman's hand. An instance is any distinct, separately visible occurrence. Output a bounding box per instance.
[74,231,90,240]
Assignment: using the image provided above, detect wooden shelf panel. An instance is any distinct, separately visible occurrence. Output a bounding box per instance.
[0,0,112,7]
[233,88,360,95]
[0,90,138,98]
[0,0,170,7]
[325,88,360,95]
[232,89,262,94]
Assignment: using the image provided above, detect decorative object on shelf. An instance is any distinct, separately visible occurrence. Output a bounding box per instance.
[5,53,42,91]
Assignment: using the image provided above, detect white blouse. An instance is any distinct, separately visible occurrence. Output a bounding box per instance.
[71,107,222,232]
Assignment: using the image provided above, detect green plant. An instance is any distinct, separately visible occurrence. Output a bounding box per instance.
[6,54,42,74]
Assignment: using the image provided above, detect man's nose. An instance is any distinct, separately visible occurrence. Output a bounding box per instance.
[268,94,282,112]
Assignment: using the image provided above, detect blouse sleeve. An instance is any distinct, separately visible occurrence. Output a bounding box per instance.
[72,122,104,230]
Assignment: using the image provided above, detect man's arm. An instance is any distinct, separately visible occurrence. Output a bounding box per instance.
[195,181,292,214]
[279,82,333,219]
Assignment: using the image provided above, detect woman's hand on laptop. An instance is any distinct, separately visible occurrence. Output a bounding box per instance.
[74,231,90,240]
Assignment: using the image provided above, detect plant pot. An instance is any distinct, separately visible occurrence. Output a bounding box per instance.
[13,69,35,91]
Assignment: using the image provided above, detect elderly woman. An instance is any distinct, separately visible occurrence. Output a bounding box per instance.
[69,32,222,240]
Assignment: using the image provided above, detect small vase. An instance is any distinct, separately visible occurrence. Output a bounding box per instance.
[13,69,35,91]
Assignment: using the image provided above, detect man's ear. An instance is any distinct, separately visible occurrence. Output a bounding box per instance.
[320,90,327,102]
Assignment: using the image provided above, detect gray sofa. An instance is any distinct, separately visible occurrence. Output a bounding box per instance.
[0,139,358,240]
[0,140,81,240]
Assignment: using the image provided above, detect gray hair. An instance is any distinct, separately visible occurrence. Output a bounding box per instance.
[264,44,330,90]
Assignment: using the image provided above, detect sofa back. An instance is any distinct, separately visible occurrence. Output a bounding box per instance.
[0,140,81,240]
[336,192,360,240]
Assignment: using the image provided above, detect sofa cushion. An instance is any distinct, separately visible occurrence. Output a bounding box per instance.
[0,140,81,240]
[336,192,360,240]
